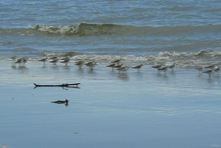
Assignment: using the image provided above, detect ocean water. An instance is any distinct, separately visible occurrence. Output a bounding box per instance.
[1,0,221,65]
[1,1,221,148]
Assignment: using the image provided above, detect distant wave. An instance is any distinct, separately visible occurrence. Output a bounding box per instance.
[30,23,124,36]
[1,23,221,36]
[29,23,221,36]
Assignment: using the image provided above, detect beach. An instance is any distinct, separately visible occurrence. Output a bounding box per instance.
[1,0,221,147]
[1,60,221,148]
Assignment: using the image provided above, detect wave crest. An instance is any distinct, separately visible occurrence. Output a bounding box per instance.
[31,23,123,36]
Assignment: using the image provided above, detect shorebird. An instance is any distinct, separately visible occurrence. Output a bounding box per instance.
[48,56,58,60]
[111,59,121,64]
[10,56,17,61]
[158,66,169,73]
[203,69,213,78]
[75,60,84,68]
[106,63,117,71]
[113,63,123,69]
[213,66,220,75]
[15,57,28,66]
[60,58,70,66]
[194,65,204,74]
[152,64,163,69]
[14,58,22,66]
[117,66,129,73]
[60,56,70,61]
[49,58,58,65]
[131,64,143,72]
[85,61,97,70]
[205,64,216,69]
[38,57,47,65]
[168,63,176,71]
[51,99,69,106]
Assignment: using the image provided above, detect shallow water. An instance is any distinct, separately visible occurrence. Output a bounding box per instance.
[1,61,221,148]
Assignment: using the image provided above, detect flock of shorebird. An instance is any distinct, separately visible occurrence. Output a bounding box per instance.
[10,56,142,73]
[10,56,220,78]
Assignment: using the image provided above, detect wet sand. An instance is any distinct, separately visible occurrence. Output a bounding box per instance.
[1,61,221,148]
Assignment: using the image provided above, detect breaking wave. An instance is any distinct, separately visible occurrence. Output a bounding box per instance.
[1,23,221,37]
[30,23,124,36]
[31,23,221,36]
[30,23,221,36]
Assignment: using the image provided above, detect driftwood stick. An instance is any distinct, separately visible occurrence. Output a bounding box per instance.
[33,83,80,88]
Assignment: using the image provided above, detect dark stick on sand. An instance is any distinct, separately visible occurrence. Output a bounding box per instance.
[34,83,80,89]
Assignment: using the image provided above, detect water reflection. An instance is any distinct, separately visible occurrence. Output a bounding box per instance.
[11,65,27,70]
[51,99,69,107]
[118,73,129,81]
[62,65,70,70]
[156,72,169,79]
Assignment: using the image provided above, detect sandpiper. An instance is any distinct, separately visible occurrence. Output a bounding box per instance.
[60,58,70,66]
[48,56,58,60]
[205,64,216,69]
[203,69,213,78]
[106,63,117,71]
[168,63,176,71]
[117,66,129,73]
[113,63,123,69]
[60,56,70,61]
[131,64,143,72]
[194,65,204,74]
[38,57,47,65]
[85,61,97,70]
[15,57,28,66]
[111,59,121,64]
[152,64,163,69]
[213,66,220,75]
[15,58,22,66]
[75,60,84,68]
[10,56,17,61]
[158,66,169,73]
[49,58,58,65]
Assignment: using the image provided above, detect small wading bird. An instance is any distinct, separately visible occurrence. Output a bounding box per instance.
[117,66,129,73]
[60,58,70,66]
[85,61,97,70]
[158,66,169,73]
[203,69,213,78]
[38,57,47,65]
[15,57,28,66]
[113,63,123,69]
[194,65,204,74]
[48,56,58,60]
[152,64,163,69]
[204,64,216,69]
[106,63,117,71]
[49,58,58,65]
[213,66,220,75]
[168,63,176,71]
[111,59,122,64]
[131,64,143,72]
[75,60,84,68]
[10,56,17,61]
